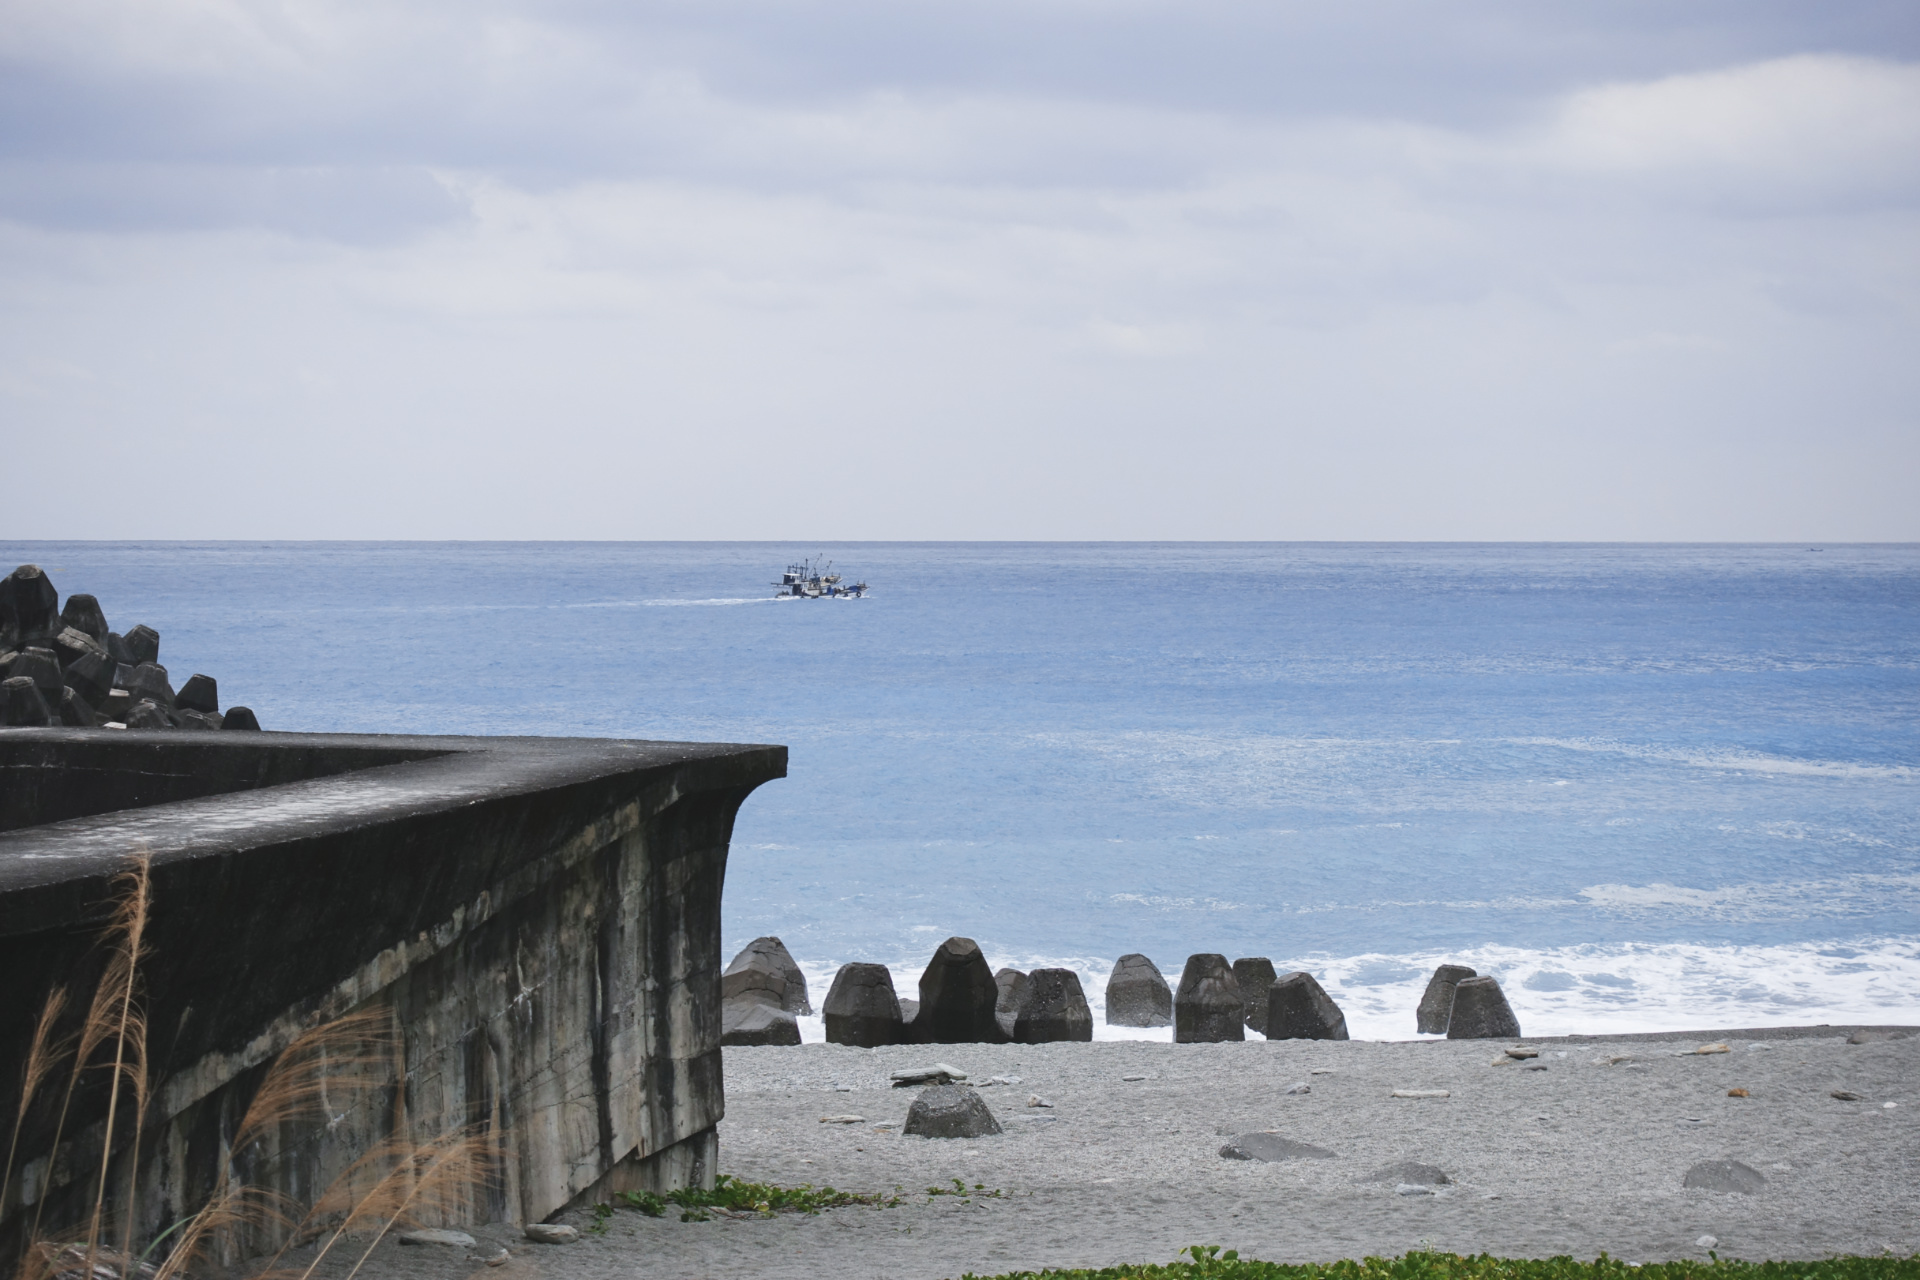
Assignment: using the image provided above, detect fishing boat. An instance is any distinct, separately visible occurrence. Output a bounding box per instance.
[774,557,868,598]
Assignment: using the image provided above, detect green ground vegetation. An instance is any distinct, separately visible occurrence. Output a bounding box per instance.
[961,1248,1920,1280]
[595,1174,904,1226]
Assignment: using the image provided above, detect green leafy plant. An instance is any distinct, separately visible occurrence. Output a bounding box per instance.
[607,1174,902,1223]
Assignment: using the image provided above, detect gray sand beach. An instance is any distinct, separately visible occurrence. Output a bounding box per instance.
[316,1029,1916,1280]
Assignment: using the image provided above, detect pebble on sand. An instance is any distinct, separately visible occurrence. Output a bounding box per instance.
[1219,1133,1337,1162]
[1682,1160,1767,1194]
[1359,1161,1452,1186]
[892,1063,969,1087]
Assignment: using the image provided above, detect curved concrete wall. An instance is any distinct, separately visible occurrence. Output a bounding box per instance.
[0,729,784,1260]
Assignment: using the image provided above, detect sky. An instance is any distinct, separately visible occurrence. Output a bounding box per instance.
[1,0,1916,541]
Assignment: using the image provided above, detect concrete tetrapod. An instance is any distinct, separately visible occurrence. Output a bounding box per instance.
[1174,954,1244,1042]
[1446,975,1522,1039]
[994,968,1030,1040]
[911,937,1008,1044]
[1232,957,1277,1031]
[824,962,905,1047]
[720,998,801,1046]
[1265,971,1349,1040]
[1105,953,1172,1027]
[724,936,812,1015]
[1416,964,1477,1035]
[1014,968,1093,1043]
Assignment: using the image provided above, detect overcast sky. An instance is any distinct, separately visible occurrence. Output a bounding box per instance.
[2,1,1916,540]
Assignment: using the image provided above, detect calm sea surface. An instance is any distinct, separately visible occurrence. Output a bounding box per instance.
[8,542,1918,1037]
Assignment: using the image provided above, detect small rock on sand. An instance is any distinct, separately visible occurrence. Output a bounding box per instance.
[1285,1082,1310,1095]
[819,1115,866,1123]
[1831,1091,1861,1101]
[1219,1133,1336,1162]
[1359,1161,1451,1186]
[1027,1094,1053,1108]
[1697,1235,1719,1249]
[1689,1043,1732,1055]
[1728,1088,1750,1097]
[892,1063,969,1087]
[1396,1184,1434,1196]
[1392,1089,1450,1099]
[904,1084,1003,1138]
[1682,1160,1767,1194]
[399,1229,477,1247]
[524,1224,579,1244]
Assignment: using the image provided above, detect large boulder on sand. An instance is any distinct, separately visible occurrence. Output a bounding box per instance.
[1265,971,1349,1040]
[719,998,800,1046]
[723,936,811,1015]
[1174,954,1244,1043]
[903,1085,1002,1139]
[1417,964,1477,1034]
[1105,954,1172,1027]
[1232,957,1277,1031]
[1015,968,1093,1043]
[824,963,904,1047]
[994,968,1030,1039]
[1446,975,1521,1039]
[911,937,1007,1044]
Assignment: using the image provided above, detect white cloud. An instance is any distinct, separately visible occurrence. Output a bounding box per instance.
[0,0,1915,539]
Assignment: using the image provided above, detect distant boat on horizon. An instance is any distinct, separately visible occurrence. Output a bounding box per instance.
[774,557,867,599]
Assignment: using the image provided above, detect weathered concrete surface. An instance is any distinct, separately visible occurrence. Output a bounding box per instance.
[0,728,783,1258]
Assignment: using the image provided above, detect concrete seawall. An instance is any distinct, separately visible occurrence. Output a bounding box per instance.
[0,729,784,1258]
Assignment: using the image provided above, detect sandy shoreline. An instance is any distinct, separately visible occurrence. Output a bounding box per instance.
[311,1025,1916,1280]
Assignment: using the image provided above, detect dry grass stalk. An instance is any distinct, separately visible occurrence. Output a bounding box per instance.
[273,1126,501,1280]
[85,855,152,1280]
[149,1010,397,1280]
[28,854,153,1253]
[2,987,73,1220]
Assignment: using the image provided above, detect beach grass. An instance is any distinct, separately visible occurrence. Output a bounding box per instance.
[959,1249,1920,1280]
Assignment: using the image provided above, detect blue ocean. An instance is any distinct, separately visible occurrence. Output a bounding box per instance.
[9,542,1918,1038]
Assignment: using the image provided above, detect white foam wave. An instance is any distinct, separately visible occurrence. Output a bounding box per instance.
[1516,736,1919,782]
[1577,871,1920,921]
[784,936,1920,1044]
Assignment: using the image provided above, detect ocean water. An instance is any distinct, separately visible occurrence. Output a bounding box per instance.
[7,541,1919,1039]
